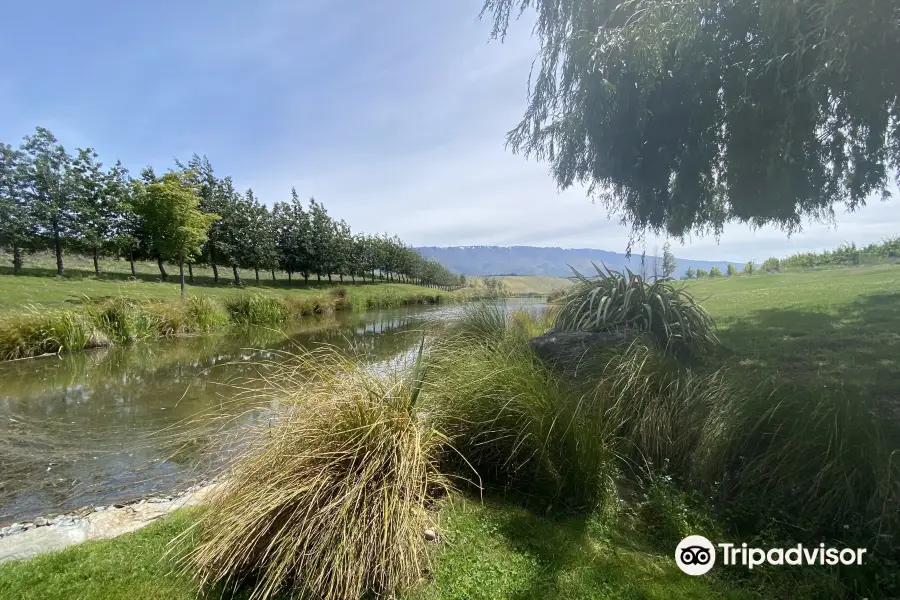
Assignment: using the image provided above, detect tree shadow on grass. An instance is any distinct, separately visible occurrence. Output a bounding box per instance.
[712,292,900,420]
[493,503,730,600]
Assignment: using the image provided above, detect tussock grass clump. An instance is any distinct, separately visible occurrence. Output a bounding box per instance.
[0,307,102,359]
[88,298,159,343]
[182,347,446,600]
[424,302,617,508]
[585,339,730,471]
[555,264,717,356]
[186,295,228,331]
[223,294,288,326]
[695,383,900,538]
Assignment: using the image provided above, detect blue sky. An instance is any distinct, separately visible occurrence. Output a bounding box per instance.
[1,0,897,261]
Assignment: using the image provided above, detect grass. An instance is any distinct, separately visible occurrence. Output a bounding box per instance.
[0,256,456,359]
[181,346,447,600]
[467,276,575,297]
[0,494,837,600]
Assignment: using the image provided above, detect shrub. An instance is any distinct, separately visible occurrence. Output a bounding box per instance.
[183,346,446,600]
[684,267,695,279]
[553,264,718,356]
[709,266,722,278]
[761,257,781,272]
[744,261,755,275]
[726,264,737,276]
[223,294,288,326]
[695,268,708,278]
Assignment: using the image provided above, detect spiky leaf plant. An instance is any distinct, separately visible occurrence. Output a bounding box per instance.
[554,264,718,356]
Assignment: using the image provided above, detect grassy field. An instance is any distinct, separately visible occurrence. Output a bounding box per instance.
[0,252,447,314]
[0,496,812,600]
[687,264,900,402]
[468,275,574,296]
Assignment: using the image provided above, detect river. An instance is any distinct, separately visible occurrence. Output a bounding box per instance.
[0,300,545,524]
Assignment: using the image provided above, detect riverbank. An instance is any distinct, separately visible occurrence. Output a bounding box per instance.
[0,282,456,360]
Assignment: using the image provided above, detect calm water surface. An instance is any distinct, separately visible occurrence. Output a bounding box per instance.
[0,300,545,523]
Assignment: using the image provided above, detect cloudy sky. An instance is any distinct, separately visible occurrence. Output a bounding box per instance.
[1,0,896,262]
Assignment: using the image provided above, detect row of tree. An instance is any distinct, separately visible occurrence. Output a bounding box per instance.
[0,127,461,293]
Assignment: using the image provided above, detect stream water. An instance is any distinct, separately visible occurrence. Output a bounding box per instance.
[0,300,545,524]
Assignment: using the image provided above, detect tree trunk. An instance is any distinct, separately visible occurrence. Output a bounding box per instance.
[339,273,343,283]
[188,262,194,283]
[288,271,292,283]
[210,246,219,283]
[53,220,64,275]
[304,273,310,285]
[232,265,241,286]
[328,273,333,283]
[317,273,321,282]
[271,269,276,281]
[351,274,355,283]
[93,247,100,277]
[157,255,168,280]
[254,267,260,285]
[179,259,186,297]
[129,250,136,278]
[12,246,22,274]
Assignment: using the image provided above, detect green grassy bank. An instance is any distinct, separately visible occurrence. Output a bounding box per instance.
[0,276,455,360]
[0,497,808,600]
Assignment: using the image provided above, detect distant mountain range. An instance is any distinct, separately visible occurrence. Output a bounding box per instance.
[415,246,738,279]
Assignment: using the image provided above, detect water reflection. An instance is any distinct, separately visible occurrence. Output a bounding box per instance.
[0,299,545,523]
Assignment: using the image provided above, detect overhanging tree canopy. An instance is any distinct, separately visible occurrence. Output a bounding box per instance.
[481,0,900,238]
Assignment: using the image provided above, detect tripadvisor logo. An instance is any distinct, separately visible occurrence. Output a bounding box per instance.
[675,536,868,576]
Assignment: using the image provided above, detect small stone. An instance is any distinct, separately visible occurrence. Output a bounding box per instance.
[424,529,437,542]
[7,523,24,535]
[147,497,167,504]
[34,517,48,527]
[94,506,106,512]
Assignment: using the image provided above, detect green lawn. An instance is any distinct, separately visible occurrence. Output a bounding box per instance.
[0,251,452,315]
[0,496,810,600]
[687,265,900,404]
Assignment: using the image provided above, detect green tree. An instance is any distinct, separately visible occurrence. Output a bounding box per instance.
[696,268,708,279]
[481,0,900,238]
[745,261,755,275]
[661,242,677,279]
[709,267,723,278]
[133,171,219,296]
[726,264,737,277]
[684,267,695,280]
[0,143,35,273]
[762,258,781,273]
[19,127,75,275]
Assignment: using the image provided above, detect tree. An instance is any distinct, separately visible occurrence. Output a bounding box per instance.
[745,261,755,276]
[709,267,723,278]
[661,243,677,279]
[480,0,900,239]
[19,127,75,275]
[696,268,708,279]
[70,149,127,276]
[133,172,219,296]
[726,264,737,276]
[684,267,695,280]
[0,143,35,273]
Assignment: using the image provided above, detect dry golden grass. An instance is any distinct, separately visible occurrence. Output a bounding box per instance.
[177,346,447,600]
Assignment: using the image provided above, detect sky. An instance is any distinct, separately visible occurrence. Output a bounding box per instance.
[1,0,897,262]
